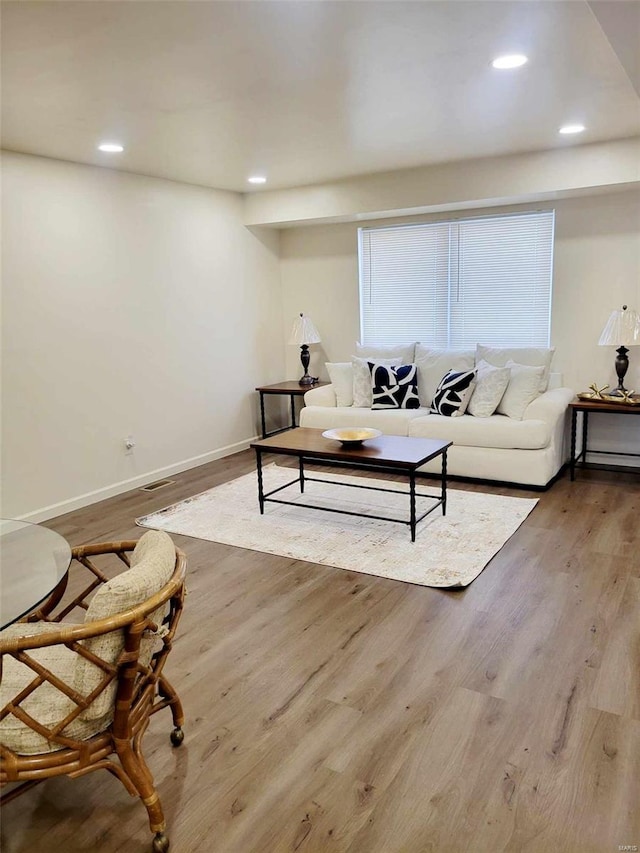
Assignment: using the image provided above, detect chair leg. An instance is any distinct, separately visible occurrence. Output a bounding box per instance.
[115,737,170,852]
[158,674,185,746]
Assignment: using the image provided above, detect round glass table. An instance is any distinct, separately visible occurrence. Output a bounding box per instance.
[0,519,72,629]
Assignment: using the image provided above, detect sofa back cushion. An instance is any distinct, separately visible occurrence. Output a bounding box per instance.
[355,342,416,364]
[476,345,555,393]
[414,345,475,407]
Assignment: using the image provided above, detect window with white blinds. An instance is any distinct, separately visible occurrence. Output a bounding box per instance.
[358,211,554,348]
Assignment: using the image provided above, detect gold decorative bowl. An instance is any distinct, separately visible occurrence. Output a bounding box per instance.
[322,427,383,446]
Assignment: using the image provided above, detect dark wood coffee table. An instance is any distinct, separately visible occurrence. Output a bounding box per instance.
[249,428,452,542]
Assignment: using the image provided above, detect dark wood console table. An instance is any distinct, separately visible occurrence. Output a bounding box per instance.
[569,398,640,480]
[256,380,329,439]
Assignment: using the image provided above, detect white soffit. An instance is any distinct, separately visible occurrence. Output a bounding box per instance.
[243,138,640,227]
[2,1,639,193]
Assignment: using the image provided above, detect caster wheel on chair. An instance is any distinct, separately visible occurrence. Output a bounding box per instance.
[152,832,170,853]
[170,727,184,747]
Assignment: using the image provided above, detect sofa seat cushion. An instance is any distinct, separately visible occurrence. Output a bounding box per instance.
[0,622,113,755]
[300,405,430,436]
[408,413,551,450]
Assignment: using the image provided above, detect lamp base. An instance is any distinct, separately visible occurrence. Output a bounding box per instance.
[612,345,630,395]
[297,344,318,386]
[298,374,317,387]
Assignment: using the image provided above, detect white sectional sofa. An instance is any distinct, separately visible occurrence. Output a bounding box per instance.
[299,343,575,489]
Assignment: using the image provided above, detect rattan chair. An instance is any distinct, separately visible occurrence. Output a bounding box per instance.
[0,530,187,852]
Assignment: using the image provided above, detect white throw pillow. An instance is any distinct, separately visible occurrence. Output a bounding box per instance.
[325,362,354,407]
[476,344,555,393]
[414,345,475,407]
[355,342,416,364]
[467,359,511,418]
[497,361,545,420]
[352,356,402,407]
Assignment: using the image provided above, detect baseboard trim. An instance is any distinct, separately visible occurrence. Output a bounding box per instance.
[18,436,260,523]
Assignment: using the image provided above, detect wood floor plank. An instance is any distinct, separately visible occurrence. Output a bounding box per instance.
[589,575,640,720]
[343,687,520,853]
[498,708,640,852]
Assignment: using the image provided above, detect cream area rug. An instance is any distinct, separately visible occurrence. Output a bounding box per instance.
[136,465,538,588]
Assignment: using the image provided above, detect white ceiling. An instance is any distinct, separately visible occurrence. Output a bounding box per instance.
[2,0,639,193]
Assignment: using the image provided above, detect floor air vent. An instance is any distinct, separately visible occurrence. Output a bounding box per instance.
[140,479,175,492]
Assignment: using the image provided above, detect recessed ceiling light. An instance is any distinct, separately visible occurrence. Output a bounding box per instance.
[98,142,124,153]
[491,54,528,69]
[247,176,267,184]
[559,124,585,135]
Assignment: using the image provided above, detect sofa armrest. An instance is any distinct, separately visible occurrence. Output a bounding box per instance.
[523,387,575,423]
[304,384,337,407]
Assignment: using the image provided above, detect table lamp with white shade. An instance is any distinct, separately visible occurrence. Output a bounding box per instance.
[598,304,640,397]
[289,313,321,386]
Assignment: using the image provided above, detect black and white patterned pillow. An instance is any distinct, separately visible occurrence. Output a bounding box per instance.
[430,369,477,417]
[370,362,420,410]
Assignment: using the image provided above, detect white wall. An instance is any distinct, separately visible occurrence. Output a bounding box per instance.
[3,153,638,519]
[1,152,283,519]
[280,189,640,463]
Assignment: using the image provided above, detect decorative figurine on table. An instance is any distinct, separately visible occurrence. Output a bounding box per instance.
[587,383,609,399]
[579,383,639,404]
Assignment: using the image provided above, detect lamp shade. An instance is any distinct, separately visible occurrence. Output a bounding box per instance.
[598,305,640,347]
[288,313,321,345]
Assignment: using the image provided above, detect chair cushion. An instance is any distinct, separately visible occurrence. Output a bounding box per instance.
[75,530,176,720]
[0,623,113,755]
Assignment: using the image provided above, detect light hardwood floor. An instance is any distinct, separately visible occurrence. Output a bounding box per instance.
[2,452,639,853]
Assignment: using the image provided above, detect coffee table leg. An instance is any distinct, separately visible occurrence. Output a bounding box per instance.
[441,449,447,516]
[256,449,265,514]
[299,456,305,493]
[410,470,416,542]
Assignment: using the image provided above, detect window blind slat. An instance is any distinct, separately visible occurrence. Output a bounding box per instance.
[358,211,554,349]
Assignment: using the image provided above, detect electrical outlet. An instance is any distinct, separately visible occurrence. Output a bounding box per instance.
[124,435,136,455]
